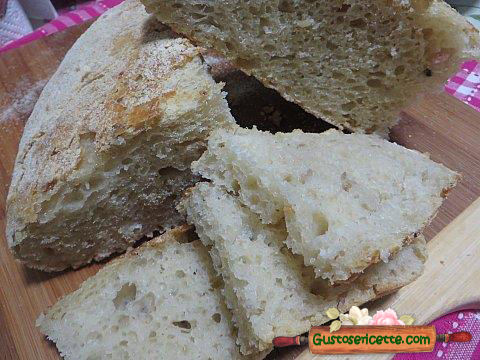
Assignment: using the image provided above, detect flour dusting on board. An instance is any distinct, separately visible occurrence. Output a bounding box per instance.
[0,78,47,127]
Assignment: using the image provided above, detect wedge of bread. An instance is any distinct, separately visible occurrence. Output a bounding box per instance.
[6,0,235,271]
[142,0,480,134]
[37,226,266,360]
[178,183,427,354]
[190,127,457,284]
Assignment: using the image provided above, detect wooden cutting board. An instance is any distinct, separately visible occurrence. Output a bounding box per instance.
[1,23,480,360]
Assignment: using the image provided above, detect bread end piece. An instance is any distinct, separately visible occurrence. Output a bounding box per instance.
[142,0,480,134]
[36,226,266,360]
[178,182,427,354]
[190,127,457,284]
[6,0,235,271]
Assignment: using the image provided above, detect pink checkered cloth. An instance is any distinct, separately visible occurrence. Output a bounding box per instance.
[0,3,479,359]
[0,0,124,53]
[445,60,480,112]
[395,310,480,360]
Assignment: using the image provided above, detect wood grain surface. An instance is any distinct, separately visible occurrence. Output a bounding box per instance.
[1,23,480,360]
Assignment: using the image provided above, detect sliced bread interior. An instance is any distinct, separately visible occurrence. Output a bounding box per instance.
[190,127,457,284]
[6,0,234,271]
[142,0,480,134]
[178,183,427,355]
[37,226,266,360]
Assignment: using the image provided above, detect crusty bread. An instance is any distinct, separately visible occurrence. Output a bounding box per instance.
[178,183,427,354]
[6,0,235,271]
[190,127,457,284]
[142,0,480,134]
[37,226,266,360]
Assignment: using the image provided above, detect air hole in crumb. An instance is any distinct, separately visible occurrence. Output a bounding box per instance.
[341,101,356,112]
[350,18,365,28]
[313,212,329,236]
[240,256,251,264]
[232,180,241,193]
[176,270,186,278]
[326,41,338,50]
[118,315,130,327]
[371,71,386,78]
[236,57,257,70]
[249,6,260,15]
[246,176,259,189]
[113,283,137,310]
[259,17,270,28]
[332,71,344,80]
[278,0,294,12]
[310,279,325,296]
[43,247,55,256]
[158,166,180,177]
[341,172,352,192]
[250,195,260,205]
[63,190,84,205]
[422,28,433,38]
[337,3,351,12]
[367,79,382,88]
[212,313,222,323]
[299,169,313,184]
[395,65,405,76]
[172,320,192,330]
[263,44,276,52]
[87,175,104,190]
[211,276,224,290]
[191,12,206,20]
[87,331,102,341]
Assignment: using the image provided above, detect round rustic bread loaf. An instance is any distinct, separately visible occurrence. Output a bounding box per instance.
[6,0,235,271]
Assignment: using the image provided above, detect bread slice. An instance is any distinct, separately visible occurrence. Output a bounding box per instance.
[190,127,457,284]
[178,183,427,354]
[37,226,266,360]
[6,0,235,271]
[142,0,480,134]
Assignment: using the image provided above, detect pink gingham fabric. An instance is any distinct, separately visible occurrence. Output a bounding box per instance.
[445,60,480,113]
[395,310,480,360]
[0,0,125,53]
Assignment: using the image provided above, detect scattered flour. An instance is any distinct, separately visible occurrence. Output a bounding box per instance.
[0,78,47,126]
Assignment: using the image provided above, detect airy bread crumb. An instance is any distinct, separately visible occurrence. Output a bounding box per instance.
[37,227,266,360]
[179,183,427,354]
[190,127,457,284]
[142,0,480,134]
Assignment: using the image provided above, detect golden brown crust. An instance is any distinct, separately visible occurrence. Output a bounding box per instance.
[6,1,200,241]
[6,0,234,271]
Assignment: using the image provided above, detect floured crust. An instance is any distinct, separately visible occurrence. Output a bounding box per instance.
[6,0,235,271]
[7,1,198,230]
